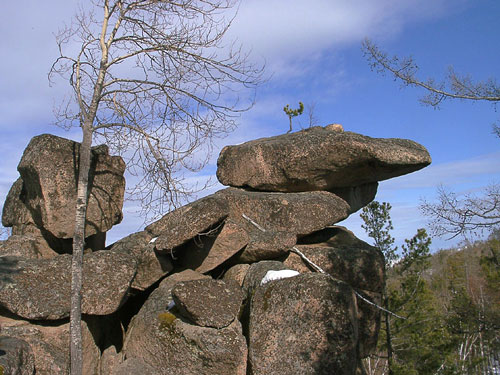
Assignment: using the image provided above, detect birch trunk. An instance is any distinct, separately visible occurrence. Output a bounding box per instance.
[70,122,93,375]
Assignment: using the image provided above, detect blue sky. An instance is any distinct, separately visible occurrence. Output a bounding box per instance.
[1,0,499,252]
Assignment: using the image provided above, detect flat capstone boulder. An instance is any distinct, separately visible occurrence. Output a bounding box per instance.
[217,126,431,192]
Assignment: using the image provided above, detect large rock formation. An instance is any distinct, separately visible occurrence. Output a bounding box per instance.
[217,126,431,192]
[0,127,431,374]
[17,134,125,239]
[2,134,126,255]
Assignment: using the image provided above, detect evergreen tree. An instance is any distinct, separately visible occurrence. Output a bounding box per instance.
[361,202,457,374]
[361,201,398,264]
[361,201,398,374]
[390,229,457,374]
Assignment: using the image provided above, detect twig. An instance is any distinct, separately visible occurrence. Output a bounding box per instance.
[242,213,267,232]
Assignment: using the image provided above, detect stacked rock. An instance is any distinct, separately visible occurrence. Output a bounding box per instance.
[119,126,431,374]
[0,126,431,375]
[0,134,134,375]
[1,134,126,256]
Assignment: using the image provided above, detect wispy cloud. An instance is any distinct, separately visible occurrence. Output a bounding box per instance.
[228,0,456,69]
[382,151,500,190]
[341,150,500,252]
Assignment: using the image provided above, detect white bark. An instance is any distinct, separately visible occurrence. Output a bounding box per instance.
[70,122,93,375]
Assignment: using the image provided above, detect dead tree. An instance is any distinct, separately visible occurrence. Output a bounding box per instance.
[420,184,500,239]
[49,1,262,373]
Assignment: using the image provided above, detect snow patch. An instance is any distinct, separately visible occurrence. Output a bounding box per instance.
[261,269,300,285]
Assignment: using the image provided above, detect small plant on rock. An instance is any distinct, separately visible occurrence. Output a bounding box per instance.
[283,101,304,133]
[158,311,177,330]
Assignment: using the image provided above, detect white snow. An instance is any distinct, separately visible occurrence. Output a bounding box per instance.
[260,269,300,285]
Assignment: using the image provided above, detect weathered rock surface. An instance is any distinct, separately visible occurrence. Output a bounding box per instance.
[217,126,431,192]
[284,226,385,358]
[111,358,156,375]
[99,346,121,375]
[123,270,247,375]
[285,227,385,293]
[1,179,56,256]
[2,178,34,232]
[223,263,250,287]
[248,273,359,375]
[217,187,350,236]
[0,250,136,320]
[17,134,125,239]
[234,229,296,263]
[147,188,348,268]
[146,193,228,249]
[0,315,100,375]
[193,220,249,273]
[0,234,57,260]
[355,289,383,358]
[123,270,209,357]
[0,336,35,375]
[331,182,379,214]
[242,260,290,298]
[172,279,244,328]
[237,261,291,337]
[159,319,248,375]
[109,231,173,290]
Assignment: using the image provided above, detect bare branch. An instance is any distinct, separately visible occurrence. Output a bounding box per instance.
[362,39,500,108]
[420,184,500,239]
[50,0,263,219]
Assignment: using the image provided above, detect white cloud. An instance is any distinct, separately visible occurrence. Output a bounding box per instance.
[381,151,500,190]
[341,150,500,252]
[228,0,455,69]
[0,0,471,247]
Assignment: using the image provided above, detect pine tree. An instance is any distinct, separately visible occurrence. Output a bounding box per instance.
[361,203,457,374]
[361,201,398,374]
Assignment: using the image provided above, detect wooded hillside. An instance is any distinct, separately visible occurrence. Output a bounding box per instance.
[365,227,500,375]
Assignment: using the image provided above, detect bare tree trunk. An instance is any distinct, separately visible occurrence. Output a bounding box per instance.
[384,295,394,375]
[70,122,93,375]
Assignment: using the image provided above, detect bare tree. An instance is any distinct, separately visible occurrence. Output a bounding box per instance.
[305,102,320,128]
[362,39,500,240]
[49,1,262,373]
[420,184,500,239]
